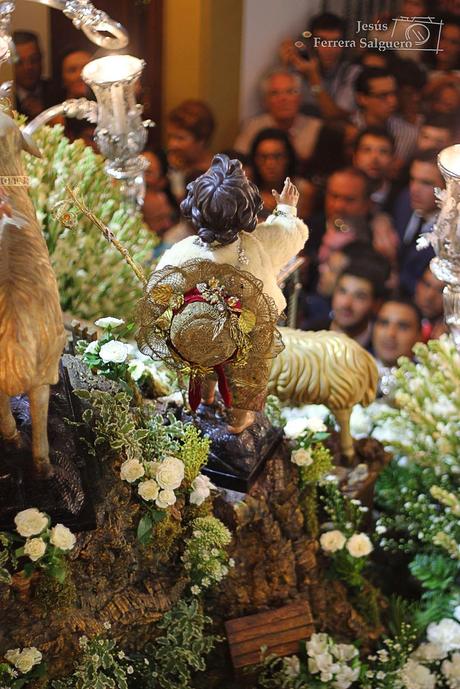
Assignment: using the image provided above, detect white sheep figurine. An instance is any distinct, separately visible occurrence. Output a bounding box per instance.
[0,110,66,476]
[268,327,378,462]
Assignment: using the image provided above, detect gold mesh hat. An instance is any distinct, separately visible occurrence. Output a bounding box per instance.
[136,259,283,409]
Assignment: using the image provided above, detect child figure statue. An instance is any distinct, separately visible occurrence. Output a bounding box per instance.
[137,154,309,434]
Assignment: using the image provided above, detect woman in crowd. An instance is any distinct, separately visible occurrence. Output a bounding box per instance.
[249,128,312,220]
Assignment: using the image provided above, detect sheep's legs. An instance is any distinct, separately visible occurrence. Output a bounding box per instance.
[334,408,355,465]
[0,391,18,441]
[29,384,53,477]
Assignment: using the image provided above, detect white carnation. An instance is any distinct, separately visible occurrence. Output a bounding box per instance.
[94,317,125,329]
[24,537,47,561]
[138,479,159,501]
[442,652,460,685]
[14,508,48,537]
[120,458,145,483]
[155,489,176,509]
[346,533,373,558]
[99,339,128,363]
[190,474,214,506]
[400,659,436,689]
[304,417,327,433]
[291,447,313,467]
[427,618,460,653]
[320,530,346,553]
[50,523,76,551]
[156,456,185,490]
[6,647,42,674]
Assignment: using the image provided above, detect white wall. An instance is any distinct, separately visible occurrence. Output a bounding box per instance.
[239,0,323,122]
[11,1,51,78]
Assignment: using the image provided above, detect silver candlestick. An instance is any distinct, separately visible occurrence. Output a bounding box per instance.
[422,144,460,351]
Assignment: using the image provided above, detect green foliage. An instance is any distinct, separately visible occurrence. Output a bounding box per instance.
[409,553,459,626]
[179,425,211,485]
[25,125,153,321]
[75,389,147,461]
[264,395,286,429]
[182,517,232,593]
[145,598,222,689]
[52,634,129,689]
[320,480,367,535]
[255,654,307,689]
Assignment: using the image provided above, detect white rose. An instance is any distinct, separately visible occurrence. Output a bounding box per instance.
[84,340,99,355]
[99,340,128,364]
[94,317,125,329]
[346,533,373,558]
[306,633,330,657]
[138,479,159,501]
[6,647,42,674]
[155,456,185,490]
[155,489,176,509]
[284,418,310,439]
[400,659,436,689]
[14,508,48,537]
[24,537,47,561]
[427,618,460,653]
[50,524,76,551]
[120,458,145,483]
[128,359,146,381]
[190,474,214,506]
[442,652,460,683]
[304,417,327,433]
[320,530,346,553]
[291,447,314,467]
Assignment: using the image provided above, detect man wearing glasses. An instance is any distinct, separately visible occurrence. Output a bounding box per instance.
[352,67,418,170]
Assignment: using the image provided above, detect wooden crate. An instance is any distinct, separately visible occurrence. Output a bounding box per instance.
[225,600,314,669]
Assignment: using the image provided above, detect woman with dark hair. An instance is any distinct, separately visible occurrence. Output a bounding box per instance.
[54,47,94,143]
[249,128,312,220]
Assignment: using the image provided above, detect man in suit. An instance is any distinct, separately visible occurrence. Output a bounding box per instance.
[13,31,57,120]
[391,150,443,295]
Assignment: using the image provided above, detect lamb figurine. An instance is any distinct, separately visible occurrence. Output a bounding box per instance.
[268,328,378,462]
[0,110,66,476]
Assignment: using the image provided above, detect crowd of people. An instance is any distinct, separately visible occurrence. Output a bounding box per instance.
[9,0,460,394]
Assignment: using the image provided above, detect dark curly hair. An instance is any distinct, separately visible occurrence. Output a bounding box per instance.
[180,154,263,246]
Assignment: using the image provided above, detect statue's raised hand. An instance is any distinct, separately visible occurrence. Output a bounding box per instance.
[272,177,299,208]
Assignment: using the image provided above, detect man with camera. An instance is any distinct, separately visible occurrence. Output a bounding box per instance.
[279,12,359,121]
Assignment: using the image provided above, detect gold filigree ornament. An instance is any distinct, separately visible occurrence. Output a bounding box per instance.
[136,259,284,410]
[52,200,78,229]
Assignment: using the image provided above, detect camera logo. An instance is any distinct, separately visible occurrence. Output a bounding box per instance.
[391,16,444,52]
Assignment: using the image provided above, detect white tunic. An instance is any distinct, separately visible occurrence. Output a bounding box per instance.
[155,206,309,314]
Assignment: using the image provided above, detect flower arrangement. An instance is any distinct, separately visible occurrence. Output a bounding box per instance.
[182,516,233,595]
[371,337,460,626]
[0,646,45,689]
[289,417,333,538]
[77,316,175,402]
[24,125,154,321]
[1,508,76,583]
